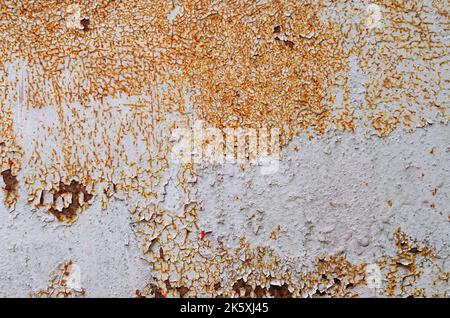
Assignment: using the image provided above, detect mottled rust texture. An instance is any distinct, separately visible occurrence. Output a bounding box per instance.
[0,0,448,298]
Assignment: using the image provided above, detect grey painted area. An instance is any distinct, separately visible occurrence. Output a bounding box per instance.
[0,123,448,297]
[0,197,146,297]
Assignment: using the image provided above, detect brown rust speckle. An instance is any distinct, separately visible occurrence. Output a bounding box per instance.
[31,260,86,298]
[1,169,18,194]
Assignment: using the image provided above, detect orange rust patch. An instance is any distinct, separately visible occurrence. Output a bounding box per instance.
[379,228,444,297]
[177,1,347,137]
[134,202,446,298]
[31,260,86,298]
[0,0,448,298]
[80,18,90,31]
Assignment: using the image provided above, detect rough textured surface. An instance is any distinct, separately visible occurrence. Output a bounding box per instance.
[197,124,450,268]
[0,196,146,297]
[1,124,448,297]
[0,0,449,297]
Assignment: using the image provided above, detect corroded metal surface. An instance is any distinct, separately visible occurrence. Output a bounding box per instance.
[0,0,448,297]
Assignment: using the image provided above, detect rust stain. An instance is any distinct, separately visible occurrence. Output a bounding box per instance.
[132,204,370,298]
[179,1,347,138]
[80,18,90,31]
[232,279,293,298]
[0,0,446,213]
[380,228,446,298]
[1,169,18,203]
[135,219,447,297]
[39,180,94,224]
[0,0,447,298]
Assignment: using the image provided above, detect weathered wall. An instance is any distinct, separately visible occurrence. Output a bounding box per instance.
[0,0,448,297]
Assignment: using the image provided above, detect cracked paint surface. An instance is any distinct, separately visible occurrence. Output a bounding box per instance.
[0,0,448,297]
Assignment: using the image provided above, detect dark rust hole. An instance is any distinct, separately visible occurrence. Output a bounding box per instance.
[80,18,90,31]
[48,180,93,223]
[1,169,18,193]
[284,40,295,48]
